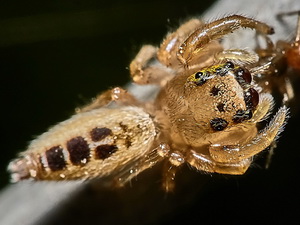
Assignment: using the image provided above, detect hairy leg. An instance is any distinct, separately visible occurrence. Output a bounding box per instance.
[161,160,181,192]
[130,19,212,86]
[129,45,174,86]
[78,87,139,113]
[215,49,259,65]
[186,150,251,174]
[248,93,274,123]
[177,15,274,67]
[209,106,288,163]
[112,146,161,188]
[188,48,260,72]
[157,18,203,68]
[156,143,186,192]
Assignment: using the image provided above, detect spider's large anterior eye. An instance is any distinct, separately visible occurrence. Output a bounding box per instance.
[195,72,203,79]
[193,71,208,86]
[225,61,234,69]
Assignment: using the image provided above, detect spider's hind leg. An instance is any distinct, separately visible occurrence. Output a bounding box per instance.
[78,87,139,113]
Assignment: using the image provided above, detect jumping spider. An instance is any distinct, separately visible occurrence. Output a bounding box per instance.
[9,15,288,192]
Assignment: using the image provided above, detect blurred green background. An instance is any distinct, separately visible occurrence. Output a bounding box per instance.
[0,0,215,190]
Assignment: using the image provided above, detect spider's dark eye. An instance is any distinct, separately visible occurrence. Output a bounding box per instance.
[236,67,252,84]
[195,72,203,79]
[232,109,253,123]
[215,67,222,72]
[210,118,228,131]
[244,88,259,110]
[225,61,234,69]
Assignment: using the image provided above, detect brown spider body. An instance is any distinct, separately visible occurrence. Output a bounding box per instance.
[9,15,288,192]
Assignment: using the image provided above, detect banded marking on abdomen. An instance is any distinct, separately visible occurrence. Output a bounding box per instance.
[45,146,66,171]
[90,127,112,142]
[38,127,117,173]
[95,144,118,159]
[67,136,91,165]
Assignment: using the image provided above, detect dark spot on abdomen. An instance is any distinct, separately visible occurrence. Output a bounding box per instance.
[45,146,66,171]
[67,136,90,165]
[95,145,118,160]
[90,127,112,142]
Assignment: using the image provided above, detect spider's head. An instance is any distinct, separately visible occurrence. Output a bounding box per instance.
[184,62,259,132]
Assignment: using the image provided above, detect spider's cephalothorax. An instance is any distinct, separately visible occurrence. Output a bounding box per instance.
[9,15,288,192]
[155,61,261,151]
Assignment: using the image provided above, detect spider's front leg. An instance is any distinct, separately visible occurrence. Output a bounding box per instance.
[178,15,274,67]
[129,45,174,85]
[130,18,209,86]
[156,18,203,68]
[209,106,288,164]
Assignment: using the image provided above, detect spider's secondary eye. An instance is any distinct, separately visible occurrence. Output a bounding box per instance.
[232,109,253,123]
[195,72,203,79]
[210,118,228,131]
[236,68,252,84]
[194,72,208,86]
[215,67,222,72]
[244,88,259,110]
[225,61,234,69]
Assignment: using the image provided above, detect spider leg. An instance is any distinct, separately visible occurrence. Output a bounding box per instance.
[161,160,181,192]
[154,143,185,192]
[112,146,162,188]
[129,45,174,86]
[188,48,260,71]
[78,87,139,113]
[186,150,251,175]
[129,19,213,86]
[157,18,203,68]
[209,106,288,163]
[215,49,259,65]
[248,93,274,123]
[177,15,274,67]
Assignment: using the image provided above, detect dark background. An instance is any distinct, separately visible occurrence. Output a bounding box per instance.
[1,1,300,224]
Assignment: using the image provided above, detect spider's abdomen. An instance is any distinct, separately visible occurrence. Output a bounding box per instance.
[8,106,156,182]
